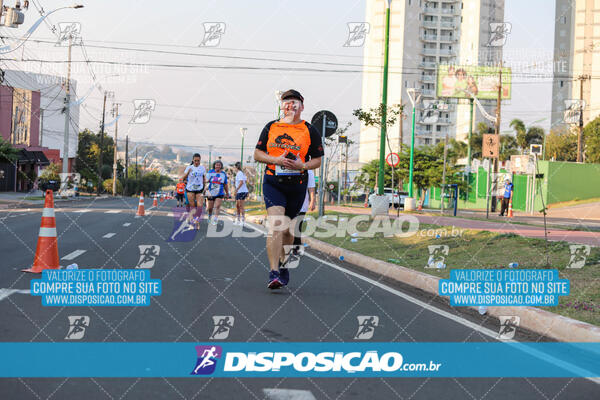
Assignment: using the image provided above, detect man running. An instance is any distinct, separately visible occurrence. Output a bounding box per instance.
[234,161,249,225]
[181,153,206,229]
[175,178,186,207]
[254,89,323,289]
[205,160,229,225]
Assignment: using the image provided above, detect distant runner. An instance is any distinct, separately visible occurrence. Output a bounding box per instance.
[234,162,249,225]
[176,178,186,207]
[205,160,230,225]
[181,153,206,230]
[254,89,323,289]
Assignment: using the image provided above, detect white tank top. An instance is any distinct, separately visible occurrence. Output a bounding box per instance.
[185,165,206,191]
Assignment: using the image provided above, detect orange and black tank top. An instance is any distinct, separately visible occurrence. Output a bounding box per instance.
[255,120,324,176]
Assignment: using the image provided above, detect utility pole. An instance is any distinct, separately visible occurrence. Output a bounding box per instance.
[577,75,590,163]
[441,131,449,213]
[61,34,73,191]
[124,135,129,196]
[135,147,138,187]
[491,66,502,213]
[112,103,120,196]
[97,91,107,195]
[208,144,213,167]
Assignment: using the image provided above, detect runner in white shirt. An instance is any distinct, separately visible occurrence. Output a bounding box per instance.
[181,153,206,229]
[234,162,249,225]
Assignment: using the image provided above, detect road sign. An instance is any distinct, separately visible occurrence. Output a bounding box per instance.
[386,152,400,167]
[482,134,499,158]
[311,110,338,137]
[530,144,542,156]
[564,99,585,124]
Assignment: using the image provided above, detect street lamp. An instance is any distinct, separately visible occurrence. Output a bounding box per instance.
[240,127,247,168]
[377,0,392,196]
[406,88,422,211]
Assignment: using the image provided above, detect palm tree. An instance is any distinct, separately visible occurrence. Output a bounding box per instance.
[510,119,545,154]
[510,119,527,153]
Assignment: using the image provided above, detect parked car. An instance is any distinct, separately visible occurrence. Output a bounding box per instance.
[368,188,409,209]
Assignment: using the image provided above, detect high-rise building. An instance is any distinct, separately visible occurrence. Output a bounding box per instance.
[359,0,505,164]
[551,0,599,128]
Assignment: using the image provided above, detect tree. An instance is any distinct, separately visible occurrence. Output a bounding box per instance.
[510,119,527,152]
[76,129,122,192]
[545,127,577,161]
[499,134,519,161]
[510,118,545,154]
[583,116,600,164]
[0,136,20,163]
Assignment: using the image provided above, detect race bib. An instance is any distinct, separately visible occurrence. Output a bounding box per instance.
[275,165,301,175]
[190,184,202,191]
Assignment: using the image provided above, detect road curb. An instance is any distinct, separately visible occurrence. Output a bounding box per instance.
[300,235,600,343]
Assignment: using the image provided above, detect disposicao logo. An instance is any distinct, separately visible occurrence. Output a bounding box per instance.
[191,345,222,375]
[223,351,405,373]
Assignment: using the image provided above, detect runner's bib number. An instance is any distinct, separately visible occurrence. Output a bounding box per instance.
[275,165,301,175]
[190,184,203,191]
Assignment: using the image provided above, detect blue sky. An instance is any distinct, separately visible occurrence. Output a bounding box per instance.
[5,0,556,157]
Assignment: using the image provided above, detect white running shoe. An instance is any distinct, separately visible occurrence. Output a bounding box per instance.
[211,217,218,225]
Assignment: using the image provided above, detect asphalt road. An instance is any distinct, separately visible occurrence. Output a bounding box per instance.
[0,197,598,399]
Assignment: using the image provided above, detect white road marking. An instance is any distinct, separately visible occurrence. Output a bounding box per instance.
[263,389,316,400]
[0,289,31,302]
[102,233,116,238]
[238,216,600,384]
[105,210,121,214]
[123,222,131,227]
[167,212,174,217]
[74,209,91,213]
[61,250,87,260]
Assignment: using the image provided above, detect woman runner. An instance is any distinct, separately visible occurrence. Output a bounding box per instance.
[234,162,249,225]
[181,153,206,229]
[205,160,230,225]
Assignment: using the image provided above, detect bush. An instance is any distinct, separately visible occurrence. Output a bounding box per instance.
[102,178,123,194]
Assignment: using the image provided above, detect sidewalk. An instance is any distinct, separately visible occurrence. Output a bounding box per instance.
[324,205,600,247]
[0,191,104,208]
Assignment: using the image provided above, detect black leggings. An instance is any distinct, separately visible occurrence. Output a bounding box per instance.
[293,212,306,245]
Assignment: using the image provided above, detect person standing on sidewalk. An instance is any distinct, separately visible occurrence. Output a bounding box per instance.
[499,178,514,217]
[254,89,324,289]
[234,162,249,225]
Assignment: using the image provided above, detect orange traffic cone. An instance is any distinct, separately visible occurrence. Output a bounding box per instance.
[136,192,145,216]
[152,195,158,207]
[507,197,513,218]
[160,195,164,203]
[23,190,59,273]
[417,199,423,211]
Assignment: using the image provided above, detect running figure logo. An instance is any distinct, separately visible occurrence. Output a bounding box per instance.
[191,345,222,375]
[56,22,81,46]
[210,316,235,340]
[136,245,160,269]
[199,22,226,47]
[426,245,448,269]
[566,245,590,269]
[497,316,520,340]
[65,316,90,340]
[344,22,370,47]
[169,209,199,242]
[129,99,156,124]
[354,316,379,340]
[487,22,511,47]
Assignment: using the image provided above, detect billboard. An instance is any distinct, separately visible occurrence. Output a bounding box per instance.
[436,65,512,100]
[11,88,32,145]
